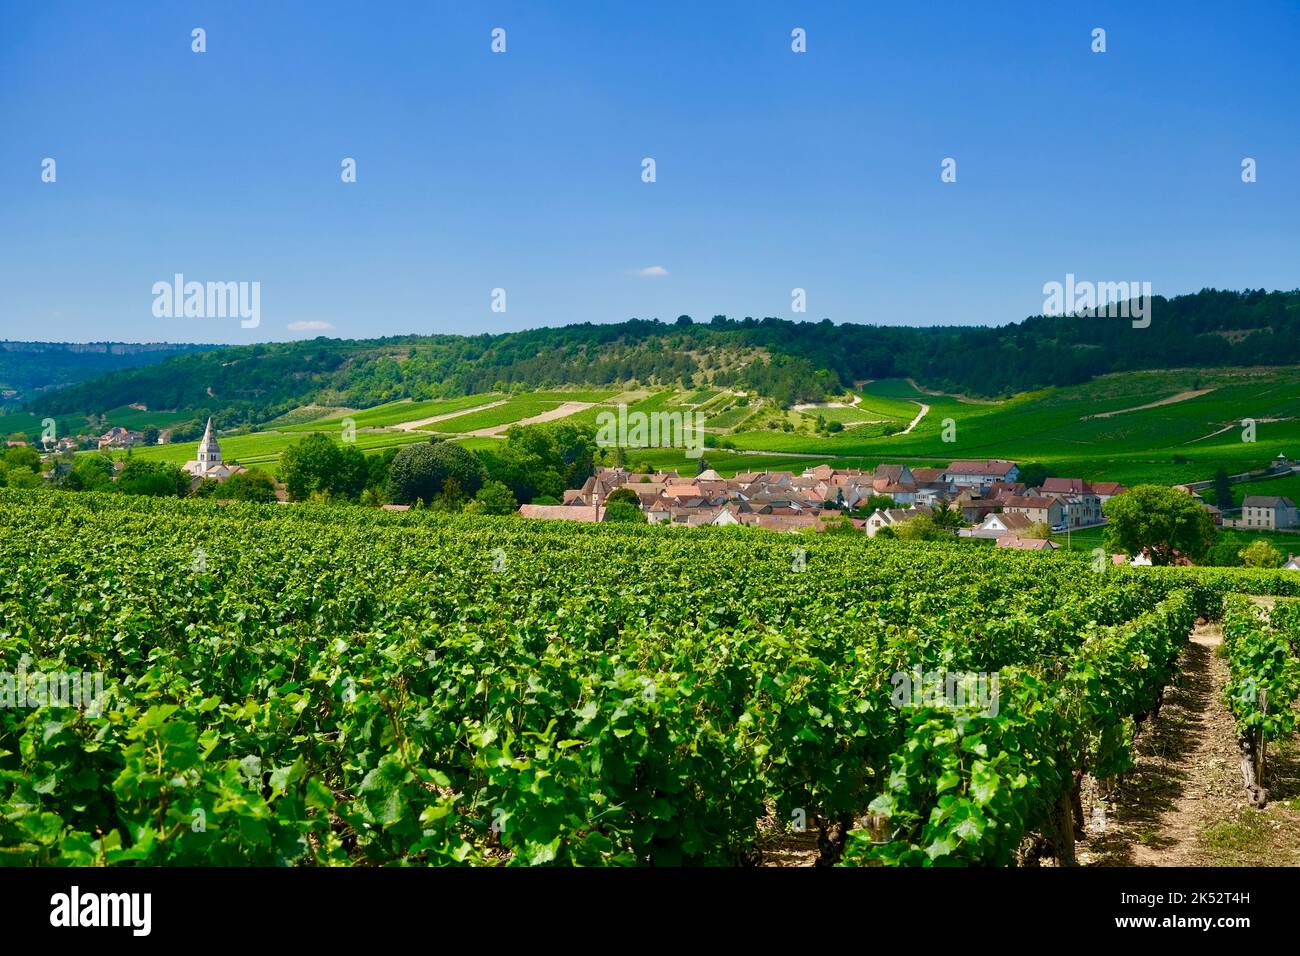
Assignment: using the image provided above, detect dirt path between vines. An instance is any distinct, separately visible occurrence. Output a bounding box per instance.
[1185,417,1292,444]
[460,401,595,438]
[392,400,507,431]
[761,606,1300,868]
[793,394,863,412]
[1080,609,1300,866]
[1080,388,1215,421]
[896,402,930,436]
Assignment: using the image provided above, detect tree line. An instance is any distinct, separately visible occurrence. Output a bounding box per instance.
[28,420,604,517]
[26,289,1300,428]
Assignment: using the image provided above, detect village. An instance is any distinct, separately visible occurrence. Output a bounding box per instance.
[9,421,1300,568]
[520,456,1300,565]
[522,459,1117,546]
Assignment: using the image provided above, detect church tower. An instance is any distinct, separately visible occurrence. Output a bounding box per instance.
[196,418,222,470]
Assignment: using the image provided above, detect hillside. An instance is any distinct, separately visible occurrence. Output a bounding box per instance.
[22,289,1300,428]
[105,368,1300,493]
[0,341,215,406]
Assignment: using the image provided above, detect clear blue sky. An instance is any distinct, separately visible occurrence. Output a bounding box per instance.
[2,1,1297,344]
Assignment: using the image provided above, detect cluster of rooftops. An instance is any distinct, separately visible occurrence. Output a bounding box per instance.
[518,459,1130,543]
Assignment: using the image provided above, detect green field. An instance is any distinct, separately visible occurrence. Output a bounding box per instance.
[277,394,503,432]
[433,397,572,434]
[0,404,192,441]
[112,428,434,468]
[66,368,1300,491]
[705,404,756,431]
[109,390,626,471]
[681,388,720,406]
[807,405,884,425]
[1223,473,1300,509]
[722,370,1300,487]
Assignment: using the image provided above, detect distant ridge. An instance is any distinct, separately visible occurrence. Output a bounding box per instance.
[0,341,217,406]
[15,288,1300,428]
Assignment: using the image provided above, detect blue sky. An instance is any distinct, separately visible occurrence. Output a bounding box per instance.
[1,1,1297,344]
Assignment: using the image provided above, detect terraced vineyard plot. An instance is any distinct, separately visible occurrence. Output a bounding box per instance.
[722,372,1300,486]
[434,397,579,434]
[811,406,886,425]
[706,404,756,431]
[277,395,504,431]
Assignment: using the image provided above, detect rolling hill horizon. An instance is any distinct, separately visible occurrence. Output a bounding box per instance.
[6,288,1299,430]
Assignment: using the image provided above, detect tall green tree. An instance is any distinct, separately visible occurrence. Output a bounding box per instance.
[482,422,596,505]
[603,500,646,523]
[1239,539,1283,568]
[280,433,344,502]
[3,445,42,473]
[466,480,518,516]
[338,445,370,501]
[931,500,964,529]
[67,454,114,491]
[1103,485,1216,565]
[1017,462,1050,489]
[117,459,189,497]
[387,440,487,505]
[0,466,42,489]
[1213,467,1234,511]
[223,470,278,503]
[606,487,641,507]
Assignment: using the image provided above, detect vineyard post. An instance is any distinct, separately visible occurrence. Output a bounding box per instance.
[1257,687,1268,795]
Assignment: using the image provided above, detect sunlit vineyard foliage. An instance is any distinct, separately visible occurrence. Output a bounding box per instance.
[2,490,1298,866]
[1222,596,1300,805]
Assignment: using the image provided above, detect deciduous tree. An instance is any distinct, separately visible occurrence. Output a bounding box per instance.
[1103,485,1216,565]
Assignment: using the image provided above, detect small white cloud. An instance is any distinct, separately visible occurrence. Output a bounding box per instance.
[287,321,334,331]
[634,266,669,278]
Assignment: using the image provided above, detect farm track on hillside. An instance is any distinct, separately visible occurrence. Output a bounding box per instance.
[392,400,508,431]
[1081,388,1216,421]
[897,402,930,436]
[460,401,595,438]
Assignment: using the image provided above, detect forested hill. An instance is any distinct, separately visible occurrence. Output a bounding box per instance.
[0,341,215,406]
[25,288,1300,427]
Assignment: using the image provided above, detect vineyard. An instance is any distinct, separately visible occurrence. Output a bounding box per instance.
[2,489,1299,866]
[1222,596,1300,806]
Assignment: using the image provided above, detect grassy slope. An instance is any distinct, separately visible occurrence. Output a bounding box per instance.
[88,369,1300,488]
[434,397,569,433]
[1224,473,1300,508]
[277,394,501,431]
[112,390,625,470]
[0,405,193,438]
[720,370,1300,486]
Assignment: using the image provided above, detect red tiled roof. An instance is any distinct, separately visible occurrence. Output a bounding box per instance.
[911,467,947,482]
[519,504,605,523]
[1001,495,1056,510]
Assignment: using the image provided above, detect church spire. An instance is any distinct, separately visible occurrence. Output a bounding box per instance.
[197,418,221,466]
